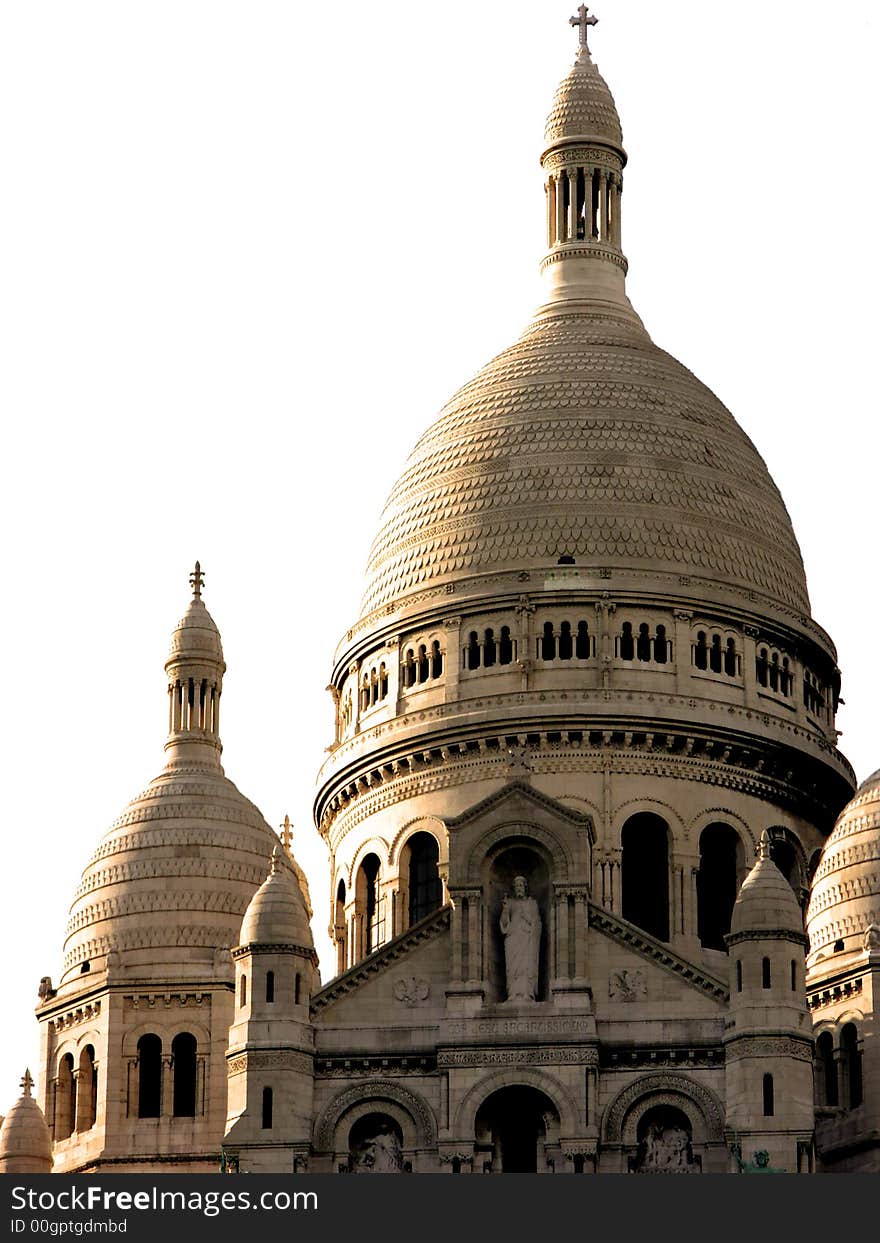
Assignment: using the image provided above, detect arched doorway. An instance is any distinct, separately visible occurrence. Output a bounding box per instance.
[474,1086,560,1173]
[621,813,670,942]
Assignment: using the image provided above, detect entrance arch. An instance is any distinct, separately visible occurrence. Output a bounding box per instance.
[474,1085,560,1173]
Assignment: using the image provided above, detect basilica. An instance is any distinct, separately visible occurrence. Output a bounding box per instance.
[2,11,878,1176]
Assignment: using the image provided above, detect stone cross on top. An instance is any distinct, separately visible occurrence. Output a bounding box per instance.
[20,1068,34,1098]
[189,560,205,599]
[570,5,598,56]
[280,814,293,853]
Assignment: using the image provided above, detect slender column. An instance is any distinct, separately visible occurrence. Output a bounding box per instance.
[546,178,555,246]
[554,890,570,981]
[598,171,608,241]
[573,891,588,979]
[451,893,464,983]
[567,168,579,241]
[467,893,482,982]
[612,176,622,246]
[555,169,567,241]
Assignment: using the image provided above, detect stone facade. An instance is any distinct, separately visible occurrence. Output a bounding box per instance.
[9,14,878,1176]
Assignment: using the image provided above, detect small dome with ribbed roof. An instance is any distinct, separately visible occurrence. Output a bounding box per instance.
[730,832,805,936]
[167,563,224,667]
[239,847,314,948]
[0,1071,52,1174]
[806,767,880,963]
[544,46,623,151]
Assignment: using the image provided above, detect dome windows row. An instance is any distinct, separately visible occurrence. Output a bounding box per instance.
[815,1024,863,1111]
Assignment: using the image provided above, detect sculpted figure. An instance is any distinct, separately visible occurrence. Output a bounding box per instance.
[352,1121,403,1173]
[500,875,541,1002]
[864,923,880,951]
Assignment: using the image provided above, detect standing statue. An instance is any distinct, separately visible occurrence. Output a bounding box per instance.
[500,875,541,1002]
[351,1121,403,1173]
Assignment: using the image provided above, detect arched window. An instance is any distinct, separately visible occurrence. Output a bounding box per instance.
[576,620,590,659]
[769,652,780,692]
[379,662,388,698]
[709,634,723,673]
[418,644,429,682]
[483,628,496,667]
[841,1024,863,1109]
[404,648,416,687]
[558,621,573,660]
[369,668,378,705]
[360,674,370,711]
[295,972,302,1005]
[697,823,741,950]
[736,960,743,992]
[466,632,480,670]
[619,622,634,661]
[654,624,668,664]
[637,623,651,661]
[541,621,556,660]
[407,832,443,925]
[171,1033,197,1118]
[240,973,247,1008]
[621,813,669,942]
[357,853,383,956]
[724,637,738,676]
[55,1053,76,1141]
[762,956,771,989]
[790,958,797,991]
[694,631,708,670]
[762,1073,774,1117]
[756,647,768,687]
[266,970,275,1003]
[816,1032,838,1106]
[137,1034,162,1119]
[77,1045,96,1132]
[430,642,443,678]
[499,626,514,665]
[262,1086,273,1129]
[335,879,347,974]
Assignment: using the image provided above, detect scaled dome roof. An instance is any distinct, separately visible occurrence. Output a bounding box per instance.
[730,834,805,937]
[361,312,810,618]
[239,848,313,947]
[544,49,623,149]
[806,768,880,962]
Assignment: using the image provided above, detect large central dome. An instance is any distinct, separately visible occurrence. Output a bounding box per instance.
[362,310,809,617]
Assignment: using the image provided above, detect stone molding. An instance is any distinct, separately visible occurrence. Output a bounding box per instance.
[227,1049,313,1078]
[602,1073,725,1144]
[723,1035,812,1062]
[726,928,809,948]
[588,903,728,1001]
[437,1045,597,1068]
[52,1001,101,1032]
[314,1081,437,1151]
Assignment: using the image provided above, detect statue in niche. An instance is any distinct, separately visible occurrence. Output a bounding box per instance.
[636,1117,698,1173]
[500,875,541,1002]
[865,923,880,951]
[351,1121,403,1173]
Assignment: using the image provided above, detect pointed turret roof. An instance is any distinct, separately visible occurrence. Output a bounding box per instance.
[0,1071,52,1174]
[730,831,805,937]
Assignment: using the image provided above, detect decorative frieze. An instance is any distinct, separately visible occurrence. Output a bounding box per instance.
[52,1001,101,1032]
[724,1036,812,1062]
[438,1045,598,1068]
[227,1049,313,1077]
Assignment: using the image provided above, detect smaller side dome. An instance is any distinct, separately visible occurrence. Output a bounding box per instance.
[729,832,804,937]
[239,848,313,948]
[0,1071,52,1174]
[806,768,880,963]
[544,48,623,151]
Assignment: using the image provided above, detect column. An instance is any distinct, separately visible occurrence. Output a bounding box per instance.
[742,625,760,709]
[450,892,465,984]
[573,891,588,979]
[554,890,570,981]
[673,609,692,695]
[611,176,622,246]
[443,617,461,701]
[547,177,556,246]
[467,893,482,982]
[349,660,362,731]
[556,169,567,242]
[567,168,579,241]
[598,170,608,241]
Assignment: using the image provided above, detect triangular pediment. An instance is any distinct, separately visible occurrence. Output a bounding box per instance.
[588,903,728,1003]
[446,780,595,842]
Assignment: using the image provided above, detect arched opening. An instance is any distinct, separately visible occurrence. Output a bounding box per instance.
[637,623,651,662]
[137,1034,162,1119]
[762,956,771,989]
[55,1053,76,1141]
[632,1105,699,1173]
[466,632,480,670]
[403,648,416,687]
[294,972,302,1005]
[474,1086,559,1173]
[261,1086,273,1129]
[621,813,670,942]
[724,637,738,676]
[499,626,514,665]
[239,972,247,1008]
[541,621,556,660]
[356,853,383,956]
[696,823,741,950]
[576,620,590,659]
[694,631,708,670]
[483,628,496,667]
[266,970,275,1003]
[405,832,443,926]
[76,1045,96,1132]
[762,1073,774,1117]
[735,960,743,992]
[619,622,634,661]
[417,644,429,682]
[171,1032,197,1118]
[349,1113,404,1173]
[768,830,805,907]
[430,642,443,678]
[816,1032,837,1106]
[488,846,550,1003]
[558,621,573,660]
[654,624,668,663]
[335,879,347,974]
[840,1024,862,1109]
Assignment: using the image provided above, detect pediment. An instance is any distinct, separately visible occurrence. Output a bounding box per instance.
[445,780,595,842]
[588,903,728,1004]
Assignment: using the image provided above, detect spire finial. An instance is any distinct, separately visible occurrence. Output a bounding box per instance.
[569,4,598,58]
[280,814,293,854]
[20,1068,34,1098]
[758,830,772,860]
[189,560,204,599]
[270,844,281,876]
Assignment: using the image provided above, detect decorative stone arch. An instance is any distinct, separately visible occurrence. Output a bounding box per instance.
[466,820,573,886]
[764,825,809,895]
[347,837,392,889]
[687,806,753,853]
[836,1008,865,1030]
[389,816,449,868]
[612,798,684,848]
[73,1029,101,1054]
[121,1023,169,1059]
[314,1080,437,1153]
[602,1073,725,1147]
[556,793,603,822]
[453,1067,578,1139]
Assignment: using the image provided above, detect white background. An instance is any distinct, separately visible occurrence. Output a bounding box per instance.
[1,1,877,1104]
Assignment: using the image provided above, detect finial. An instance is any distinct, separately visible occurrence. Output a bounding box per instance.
[758,830,772,861]
[270,844,281,876]
[569,4,598,59]
[189,560,205,599]
[280,814,293,854]
[20,1069,34,1098]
